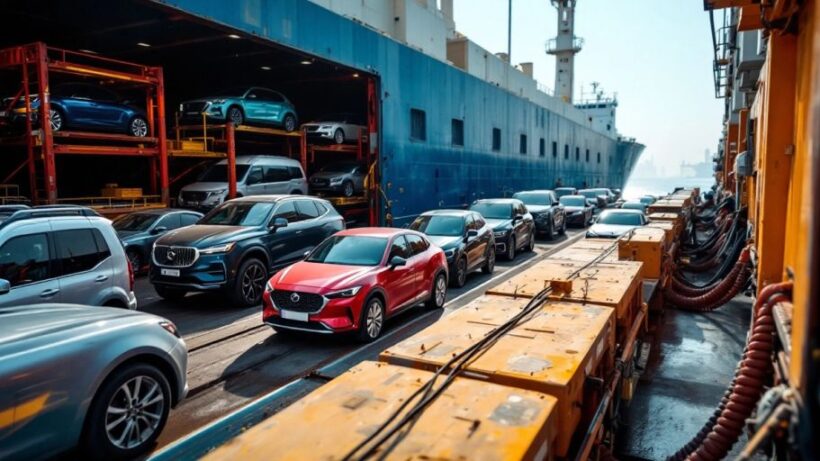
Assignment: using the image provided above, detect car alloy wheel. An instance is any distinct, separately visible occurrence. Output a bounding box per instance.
[334,128,345,144]
[482,247,495,274]
[49,108,63,132]
[105,375,165,450]
[454,257,467,287]
[130,117,148,137]
[343,180,354,197]
[284,114,296,132]
[227,107,243,126]
[527,231,535,251]
[240,260,266,305]
[434,274,447,307]
[506,236,516,260]
[365,299,384,339]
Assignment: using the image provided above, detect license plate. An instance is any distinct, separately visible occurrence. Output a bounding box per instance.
[186,111,200,116]
[161,268,180,277]
[188,201,199,207]
[280,310,308,322]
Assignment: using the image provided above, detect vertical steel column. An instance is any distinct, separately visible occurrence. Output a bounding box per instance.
[22,52,36,202]
[34,43,56,204]
[300,129,308,171]
[367,76,380,226]
[226,123,237,199]
[155,68,169,205]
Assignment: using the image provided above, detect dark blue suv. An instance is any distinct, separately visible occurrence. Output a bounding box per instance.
[149,195,344,306]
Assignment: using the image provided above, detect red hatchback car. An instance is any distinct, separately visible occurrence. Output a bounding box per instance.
[262,228,448,342]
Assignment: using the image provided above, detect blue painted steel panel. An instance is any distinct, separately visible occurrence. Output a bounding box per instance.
[154,0,642,225]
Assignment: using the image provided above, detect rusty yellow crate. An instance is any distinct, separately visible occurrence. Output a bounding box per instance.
[486,258,643,330]
[618,227,666,279]
[99,186,143,198]
[647,199,687,215]
[203,361,559,461]
[168,139,208,151]
[549,239,620,264]
[646,220,675,244]
[380,300,614,457]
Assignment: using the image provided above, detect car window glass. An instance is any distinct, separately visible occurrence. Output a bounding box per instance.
[246,89,259,99]
[264,166,290,183]
[273,201,301,223]
[296,199,321,220]
[0,233,51,287]
[91,86,118,102]
[54,229,110,275]
[465,215,476,231]
[156,214,181,230]
[315,202,328,215]
[181,213,200,226]
[287,166,303,180]
[246,166,264,185]
[405,234,429,256]
[388,235,410,259]
[269,91,285,103]
[473,213,486,228]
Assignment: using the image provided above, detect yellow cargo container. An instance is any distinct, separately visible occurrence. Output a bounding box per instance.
[618,227,666,279]
[549,239,620,264]
[380,300,615,457]
[646,220,676,244]
[202,361,559,461]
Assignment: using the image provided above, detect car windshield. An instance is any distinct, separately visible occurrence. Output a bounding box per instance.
[597,211,643,226]
[320,162,358,173]
[410,215,464,237]
[513,192,551,206]
[306,236,387,266]
[200,202,273,226]
[560,196,587,207]
[621,202,645,211]
[555,189,575,197]
[113,213,158,231]
[579,190,599,199]
[470,202,512,219]
[210,87,249,98]
[198,164,250,182]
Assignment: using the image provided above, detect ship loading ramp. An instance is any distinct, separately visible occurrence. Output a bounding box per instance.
[0,1,381,223]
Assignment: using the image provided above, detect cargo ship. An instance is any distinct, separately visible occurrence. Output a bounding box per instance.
[0,0,642,226]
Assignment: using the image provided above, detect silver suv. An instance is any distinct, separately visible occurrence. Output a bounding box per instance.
[0,207,137,308]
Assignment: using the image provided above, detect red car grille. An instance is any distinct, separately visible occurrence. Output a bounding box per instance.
[272,290,324,313]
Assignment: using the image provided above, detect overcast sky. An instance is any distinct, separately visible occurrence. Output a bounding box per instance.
[453,0,724,177]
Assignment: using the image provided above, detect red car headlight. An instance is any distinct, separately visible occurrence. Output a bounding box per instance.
[325,286,362,299]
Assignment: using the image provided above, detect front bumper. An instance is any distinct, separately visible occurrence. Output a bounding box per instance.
[566,212,588,226]
[150,254,230,291]
[262,288,365,335]
[309,181,345,193]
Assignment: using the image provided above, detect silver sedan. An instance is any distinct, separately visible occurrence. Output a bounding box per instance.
[0,304,187,460]
[301,112,366,144]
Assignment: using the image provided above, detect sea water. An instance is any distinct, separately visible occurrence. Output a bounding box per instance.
[621,176,714,200]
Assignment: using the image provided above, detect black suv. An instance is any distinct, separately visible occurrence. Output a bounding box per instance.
[512,190,566,239]
[409,210,495,288]
[149,195,344,306]
[469,199,535,261]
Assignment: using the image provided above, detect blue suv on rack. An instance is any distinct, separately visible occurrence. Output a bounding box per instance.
[179,86,298,131]
[149,195,344,306]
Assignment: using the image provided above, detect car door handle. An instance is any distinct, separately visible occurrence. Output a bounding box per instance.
[295,230,303,235]
[94,274,109,282]
[40,288,60,298]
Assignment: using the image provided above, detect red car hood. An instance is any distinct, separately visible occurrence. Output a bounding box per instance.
[272,261,378,291]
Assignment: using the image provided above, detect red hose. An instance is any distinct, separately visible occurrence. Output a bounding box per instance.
[665,247,751,310]
[666,282,792,461]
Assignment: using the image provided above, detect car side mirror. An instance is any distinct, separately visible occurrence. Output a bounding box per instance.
[513,214,523,222]
[0,279,9,295]
[270,217,288,230]
[388,255,407,268]
[151,226,168,235]
[552,201,560,206]
[303,250,311,259]
[465,229,478,242]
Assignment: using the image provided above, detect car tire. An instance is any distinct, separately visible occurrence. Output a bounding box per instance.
[342,180,354,197]
[154,285,187,301]
[129,116,149,137]
[49,107,65,132]
[230,257,267,307]
[334,128,345,144]
[558,217,567,235]
[505,236,516,261]
[283,114,296,132]
[356,296,385,342]
[482,246,495,274]
[227,106,244,126]
[544,220,555,241]
[126,249,142,274]
[526,231,535,252]
[81,363,172,461]
[451,256,467,288]
[425,272,447,310]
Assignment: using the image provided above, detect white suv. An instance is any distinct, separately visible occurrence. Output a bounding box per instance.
[0,207,137,309]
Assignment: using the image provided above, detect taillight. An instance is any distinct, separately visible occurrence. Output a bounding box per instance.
[127,258,135,291]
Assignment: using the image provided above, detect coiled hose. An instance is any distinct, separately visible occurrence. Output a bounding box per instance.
[666,282,792,461]
[676,227,747,289]
[670,247,750,297]
[665,247,751,312]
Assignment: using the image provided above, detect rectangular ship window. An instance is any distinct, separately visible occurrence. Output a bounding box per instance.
[519,134,527,154]
[540,138,546,157]
[451,119,464,146]
[492,128,501,151]
[564,144,569,159]
[586,149,590,162]
[410,108,426,141]
[575,147,580,161]
[552,141,557,158]
[597,152,601,163]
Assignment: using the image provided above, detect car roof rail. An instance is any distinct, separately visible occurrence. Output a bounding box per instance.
[0,206,102,229]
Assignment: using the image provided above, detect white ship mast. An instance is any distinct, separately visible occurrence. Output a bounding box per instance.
[547,0,583,103]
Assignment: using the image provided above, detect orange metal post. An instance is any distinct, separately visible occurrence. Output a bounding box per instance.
[226,123,237,199]
[34,43,56,204]
[756,32,797,288]
[22,56,36,202]
[155,68,169,205]
[300,130,307,171]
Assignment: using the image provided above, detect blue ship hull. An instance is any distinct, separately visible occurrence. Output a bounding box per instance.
[157,0,644,225]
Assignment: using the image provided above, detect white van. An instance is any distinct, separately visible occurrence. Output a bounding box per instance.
[178,155,308,210]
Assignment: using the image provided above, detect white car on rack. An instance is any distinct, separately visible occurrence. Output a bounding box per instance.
[301,113,366,144]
